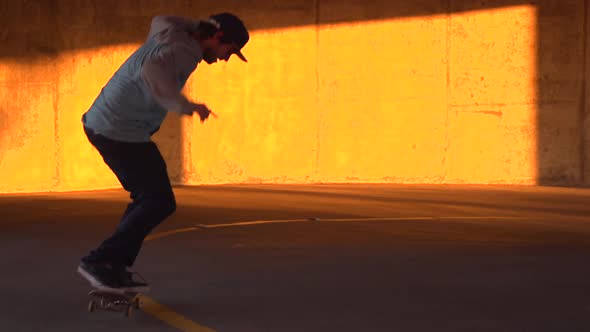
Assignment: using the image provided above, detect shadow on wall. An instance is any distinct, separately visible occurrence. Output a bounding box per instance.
[0,0,585,186]
[535,1,586,185]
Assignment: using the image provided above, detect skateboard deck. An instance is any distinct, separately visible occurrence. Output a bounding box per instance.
[87,288,142,317]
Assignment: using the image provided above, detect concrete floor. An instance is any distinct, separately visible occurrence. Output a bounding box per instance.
[2,184,590,331]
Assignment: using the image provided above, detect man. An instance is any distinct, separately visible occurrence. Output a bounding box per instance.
[77,13,249,292]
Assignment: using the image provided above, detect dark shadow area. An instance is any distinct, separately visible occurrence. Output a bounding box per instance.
[2,185,590,331]
[1,0,584,186]
[1,0,536,60]
[0,186,366,231]
[536,1,587,185]
[176,183,590,218]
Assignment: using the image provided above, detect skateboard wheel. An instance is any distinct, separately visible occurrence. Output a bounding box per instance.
[125,305,133,317]
[88,300,95,313]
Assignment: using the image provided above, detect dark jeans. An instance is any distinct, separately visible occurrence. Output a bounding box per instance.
[81,126,176,270]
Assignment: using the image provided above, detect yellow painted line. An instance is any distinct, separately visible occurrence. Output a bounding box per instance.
[145,216,530,239]
[144,216,532,243]
[196,218,313,228]
[139,295,215,332]
[193,216,529,229]
[139,214,528,330]
[194,217,434,229]
[311,216,527,222]
[145,227,202,241]
[437,216,526,220]
[141,229,216,331]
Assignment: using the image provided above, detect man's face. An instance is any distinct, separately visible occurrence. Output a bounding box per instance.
[202,33,238,64]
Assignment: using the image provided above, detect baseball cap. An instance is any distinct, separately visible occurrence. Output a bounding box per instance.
[208,13,250,62]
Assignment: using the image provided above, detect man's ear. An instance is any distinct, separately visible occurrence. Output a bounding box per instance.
[213,30,224,41]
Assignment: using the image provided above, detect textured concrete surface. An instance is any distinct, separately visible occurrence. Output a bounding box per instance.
[0,0,589,192]
[536,0,586,185]
[2,184,590,331]
[317,12,448,183]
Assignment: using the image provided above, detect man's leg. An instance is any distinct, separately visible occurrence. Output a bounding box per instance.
[79,127,175,288]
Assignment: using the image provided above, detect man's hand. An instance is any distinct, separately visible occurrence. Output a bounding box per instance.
[192,103,217,122]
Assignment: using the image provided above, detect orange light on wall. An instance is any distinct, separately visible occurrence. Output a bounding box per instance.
[0,5,540,193]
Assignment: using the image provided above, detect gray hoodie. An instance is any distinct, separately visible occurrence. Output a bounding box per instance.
[82,16,203,142]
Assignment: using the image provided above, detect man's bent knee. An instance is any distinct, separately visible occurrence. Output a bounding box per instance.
[157,191,176,217]
[141,190,176,218]
[164,193,176,216]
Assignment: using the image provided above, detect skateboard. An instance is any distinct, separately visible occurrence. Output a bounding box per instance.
[87,289,142,317]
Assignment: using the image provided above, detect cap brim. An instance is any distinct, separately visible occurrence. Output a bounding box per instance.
[235,50,248,62]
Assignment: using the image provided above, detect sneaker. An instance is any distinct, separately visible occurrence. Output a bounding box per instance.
[77,261,120,289]
[116,268,150,293]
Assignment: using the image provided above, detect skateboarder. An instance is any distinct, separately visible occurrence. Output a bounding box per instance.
[77,13,249,292]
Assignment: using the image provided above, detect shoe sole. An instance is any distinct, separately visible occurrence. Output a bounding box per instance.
[120,285,150,293]
[78,265,150,293]
[77,265,105,289]
[93,285,150,294]
[95,283,150,294]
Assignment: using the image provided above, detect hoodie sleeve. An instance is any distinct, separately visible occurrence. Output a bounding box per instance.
[141,44,195,115]
[147,16,199,39]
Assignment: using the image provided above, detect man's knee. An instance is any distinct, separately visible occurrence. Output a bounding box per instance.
[144,190,176,217]
[165,193,176,216]
[159,191,176,216]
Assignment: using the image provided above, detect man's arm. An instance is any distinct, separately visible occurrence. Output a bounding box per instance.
[141,45,194,115]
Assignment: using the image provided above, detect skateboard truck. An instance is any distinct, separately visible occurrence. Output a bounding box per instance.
[87,289,142,317]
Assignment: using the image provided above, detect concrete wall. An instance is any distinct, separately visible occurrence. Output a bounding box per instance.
[0,0,586,192]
